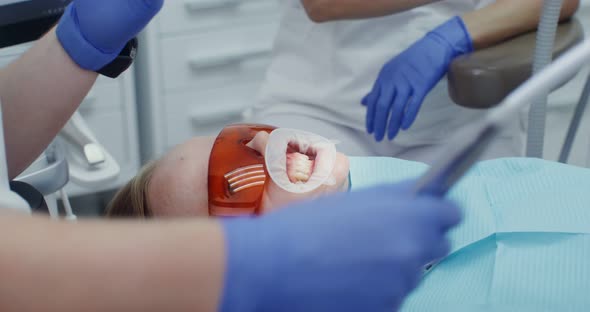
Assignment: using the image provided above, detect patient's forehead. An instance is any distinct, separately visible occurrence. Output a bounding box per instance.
[148,137,215,217]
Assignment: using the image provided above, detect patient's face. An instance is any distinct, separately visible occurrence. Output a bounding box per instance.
[147,134,350,217]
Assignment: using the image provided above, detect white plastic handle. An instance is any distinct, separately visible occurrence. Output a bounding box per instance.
[67,144,120,189]
[184,0,240,12]
[188,47,272,70]
[190,108,245,125]
[58,111,121,188]
[61,111,106,166]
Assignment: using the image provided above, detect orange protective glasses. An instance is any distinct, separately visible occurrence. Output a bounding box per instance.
[208,124,277,217]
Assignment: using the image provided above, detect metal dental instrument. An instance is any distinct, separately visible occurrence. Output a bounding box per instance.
[413,39,590,198]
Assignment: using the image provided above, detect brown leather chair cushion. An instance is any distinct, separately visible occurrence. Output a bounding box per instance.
[448,18,584,109]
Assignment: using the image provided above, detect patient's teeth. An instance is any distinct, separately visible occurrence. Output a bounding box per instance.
[287,152,314,183]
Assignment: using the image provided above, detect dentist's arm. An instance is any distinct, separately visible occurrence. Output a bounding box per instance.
[0,0,163,179]
[0,182,461,312]
[463,0,581,49]
[0,29,97,179]
[301,0,440,22]
[302,0,580,26]
[0,214,226,312]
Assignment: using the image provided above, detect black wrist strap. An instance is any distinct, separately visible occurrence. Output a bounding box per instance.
[97,37,138,78]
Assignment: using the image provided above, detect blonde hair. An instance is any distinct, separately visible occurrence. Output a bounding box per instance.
[105,161,157,218]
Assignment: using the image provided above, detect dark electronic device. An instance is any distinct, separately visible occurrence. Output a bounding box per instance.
[0,0,72,48]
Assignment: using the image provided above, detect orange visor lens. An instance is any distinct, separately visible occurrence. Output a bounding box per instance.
[208,124,277,217]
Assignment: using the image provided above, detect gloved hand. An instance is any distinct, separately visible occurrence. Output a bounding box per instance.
[363,16,473,141]
[220,182,461,312]
[56,0,164,71]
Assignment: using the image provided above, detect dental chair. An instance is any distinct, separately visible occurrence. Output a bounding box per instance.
[448,18,584,109]
[447,16,587,162]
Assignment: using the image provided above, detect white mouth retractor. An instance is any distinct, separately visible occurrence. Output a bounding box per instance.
[265,128,337,194]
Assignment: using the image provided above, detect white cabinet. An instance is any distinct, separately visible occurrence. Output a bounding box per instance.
[0,42,141,197]
[135,0,281,161]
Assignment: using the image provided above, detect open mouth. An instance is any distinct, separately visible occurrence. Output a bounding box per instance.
[286,142,316,183]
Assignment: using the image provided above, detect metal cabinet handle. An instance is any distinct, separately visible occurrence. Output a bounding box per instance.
[188,47,272,70]
[184,0,240,12]
[191,108,245,125]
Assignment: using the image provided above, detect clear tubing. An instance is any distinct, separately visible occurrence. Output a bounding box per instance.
[526,0,564,158]
[559,73,590,163]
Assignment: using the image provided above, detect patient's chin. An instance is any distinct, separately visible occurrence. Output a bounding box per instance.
[260,152,350,213]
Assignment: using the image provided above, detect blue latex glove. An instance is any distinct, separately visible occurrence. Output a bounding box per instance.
[220,182,461,312]
[363,16,473,141]
[56,0,164,71]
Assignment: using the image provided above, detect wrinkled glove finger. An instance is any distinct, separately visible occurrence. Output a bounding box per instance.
[373,84,396,142]
[388,84,412,141]
[401,89,428,130]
